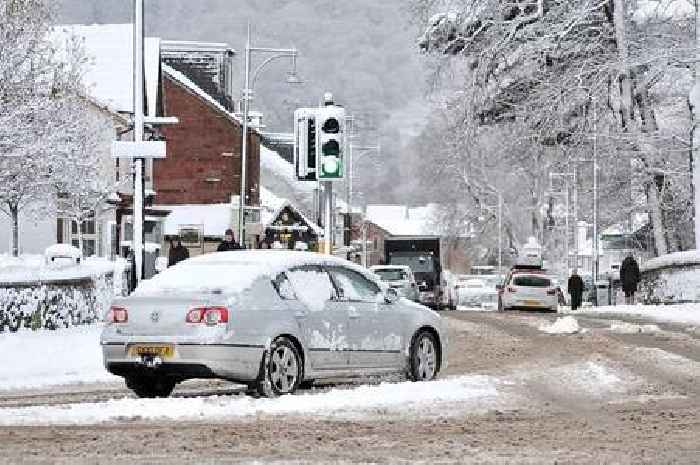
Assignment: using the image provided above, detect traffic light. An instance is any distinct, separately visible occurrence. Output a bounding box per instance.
[316,105,345,181]
[294,108,317,181]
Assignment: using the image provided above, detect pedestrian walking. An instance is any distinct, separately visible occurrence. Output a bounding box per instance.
[567,269,584,311]
[217,228,243,251]
[620,253,641,305]
[167,235,189,266]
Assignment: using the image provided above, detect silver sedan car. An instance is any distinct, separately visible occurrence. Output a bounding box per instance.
[101,251,447,398]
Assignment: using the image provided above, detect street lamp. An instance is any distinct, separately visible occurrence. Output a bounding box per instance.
[238,24,301,245]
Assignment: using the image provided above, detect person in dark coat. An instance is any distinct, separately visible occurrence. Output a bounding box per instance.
[567,269,584,311]
[217,228,243,251]
[167,236,189,267]
[620,253,641,305]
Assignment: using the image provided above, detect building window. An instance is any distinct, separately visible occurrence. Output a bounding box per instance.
[71,218,98,257]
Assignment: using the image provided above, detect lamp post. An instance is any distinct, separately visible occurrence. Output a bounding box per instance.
[238,24,300,245]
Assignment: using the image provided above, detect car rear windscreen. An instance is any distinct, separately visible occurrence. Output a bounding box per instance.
[512,275,551,287]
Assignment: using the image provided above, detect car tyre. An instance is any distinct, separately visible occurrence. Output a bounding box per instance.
[125,375,176,398]
[256,337,302,398]
[408,331,439,382]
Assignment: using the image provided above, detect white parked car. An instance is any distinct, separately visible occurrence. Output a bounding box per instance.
[369,265,420,302]
[102,251,447,398]
[456,278,498,310]
[498,271,558,312]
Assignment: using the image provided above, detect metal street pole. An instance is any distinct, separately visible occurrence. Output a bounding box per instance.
[238,24,252,246]
[592,97,599,289]
[498,191,503,277]
[133,0,145,283]
[573,166,578,270]
[237,25,299,247]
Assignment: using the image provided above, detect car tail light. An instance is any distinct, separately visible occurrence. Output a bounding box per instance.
[507,287,517,293]
[107,305,128,324]
[186,307,229,325]
[546,289,557,296]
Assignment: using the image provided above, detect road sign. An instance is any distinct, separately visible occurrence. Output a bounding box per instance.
[112,140,166,159]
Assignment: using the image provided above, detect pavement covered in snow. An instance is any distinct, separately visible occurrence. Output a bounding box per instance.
[0,324,118,391]
[575,303,700,326]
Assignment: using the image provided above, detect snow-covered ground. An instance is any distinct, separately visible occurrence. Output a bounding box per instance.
[572,303,700,326]
[0,374,503,426]
[0,324,118,391]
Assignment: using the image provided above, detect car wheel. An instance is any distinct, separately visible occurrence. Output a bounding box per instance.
[125,375,176,398]
[408,331,439,382]
[257,337,302,397]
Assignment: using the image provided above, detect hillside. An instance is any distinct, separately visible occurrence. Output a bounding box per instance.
[56,0,425,134]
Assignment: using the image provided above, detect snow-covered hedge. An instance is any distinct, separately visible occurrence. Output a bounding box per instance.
[0,275,113,332]
[0,255,122,332]
[640,250,700,304]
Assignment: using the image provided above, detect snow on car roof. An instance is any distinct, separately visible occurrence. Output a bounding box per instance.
[134,251,380,296]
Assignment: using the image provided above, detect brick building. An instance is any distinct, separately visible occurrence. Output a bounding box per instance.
[156,64,260,207]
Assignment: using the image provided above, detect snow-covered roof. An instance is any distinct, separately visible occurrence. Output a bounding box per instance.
[641,250,700,272]
[633,0,694,24]
[602,213,649,236]
[52,24,160,116]
[365,204,440,236]
[155,187,320,239]
[260,187,323,236]
[154,204,232,237]
[162,63,260,135]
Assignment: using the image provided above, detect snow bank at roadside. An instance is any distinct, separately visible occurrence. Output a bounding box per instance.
[538,316,581,335]
[0,324,118,391]
[609,321,661,335]
[0,374,501,425]
[579,304,700,326]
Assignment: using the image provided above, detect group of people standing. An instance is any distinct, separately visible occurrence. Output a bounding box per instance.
[567,253,641,310]
[168,228,243,267]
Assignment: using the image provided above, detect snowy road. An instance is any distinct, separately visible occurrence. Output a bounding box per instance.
[1,309,699,463]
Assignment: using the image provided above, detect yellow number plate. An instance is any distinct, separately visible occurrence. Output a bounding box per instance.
[523,299,540,306]
[129,344,174,358]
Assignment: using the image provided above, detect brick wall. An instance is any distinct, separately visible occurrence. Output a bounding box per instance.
[155,76,260,206]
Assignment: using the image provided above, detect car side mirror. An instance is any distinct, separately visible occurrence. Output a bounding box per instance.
[384,287,400,304]
[496,284,503,291]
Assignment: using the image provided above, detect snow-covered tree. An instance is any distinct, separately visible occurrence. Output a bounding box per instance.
[0,0,98,256]
[410,0,696,257]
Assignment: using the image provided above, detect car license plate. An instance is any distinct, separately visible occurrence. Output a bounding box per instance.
[523,299,540,306]
[128,344,174,358]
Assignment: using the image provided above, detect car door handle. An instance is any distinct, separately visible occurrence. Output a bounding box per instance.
[348,310,360,319]
[294,311,308,319]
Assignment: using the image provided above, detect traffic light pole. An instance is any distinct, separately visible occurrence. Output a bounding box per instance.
[323,182,333,255]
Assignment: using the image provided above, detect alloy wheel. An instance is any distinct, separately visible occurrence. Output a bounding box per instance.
[269,345,299,394]
[416,335,437,380]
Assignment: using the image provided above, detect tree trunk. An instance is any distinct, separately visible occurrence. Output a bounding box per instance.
[691,0,700,248]
[646,179,668,256]
[10,205,19,257]
[613,0,633,129]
